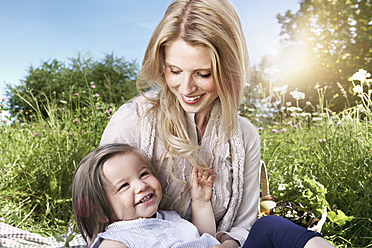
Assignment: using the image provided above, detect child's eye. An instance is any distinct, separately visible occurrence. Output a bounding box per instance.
[118,182,129,191]
[140,171,150,178]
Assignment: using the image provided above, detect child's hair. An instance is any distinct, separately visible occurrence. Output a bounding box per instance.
[72,143,154,246]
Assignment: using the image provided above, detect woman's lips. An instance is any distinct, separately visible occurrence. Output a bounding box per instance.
[181,93,205,104]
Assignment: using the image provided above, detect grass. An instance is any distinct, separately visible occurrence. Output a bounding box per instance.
[247,109,371,247]
[0,85,114,236]
[0,69,371,247]
[240,69,372,247]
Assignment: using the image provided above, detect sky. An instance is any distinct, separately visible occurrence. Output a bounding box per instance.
[0,0,300,98]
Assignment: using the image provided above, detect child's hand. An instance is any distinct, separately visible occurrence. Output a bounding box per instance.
[190,166,216,204]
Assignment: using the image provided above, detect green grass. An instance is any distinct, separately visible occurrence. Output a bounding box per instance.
[240,76,372,247]
[247,110,371,247]
[0,70,371,247]
[0,87,114,236]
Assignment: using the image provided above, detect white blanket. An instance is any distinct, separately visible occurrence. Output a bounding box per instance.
[0,222,86,248]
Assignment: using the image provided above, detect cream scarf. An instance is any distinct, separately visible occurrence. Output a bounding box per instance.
[140,104,245,232]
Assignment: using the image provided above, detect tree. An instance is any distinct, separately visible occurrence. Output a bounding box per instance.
[6,53,138,120]
[274,0,371,111]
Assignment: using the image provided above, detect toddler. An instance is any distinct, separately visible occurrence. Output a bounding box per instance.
[72,143,218,248]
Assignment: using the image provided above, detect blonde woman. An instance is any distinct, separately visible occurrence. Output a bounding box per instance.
[100,0,334,247]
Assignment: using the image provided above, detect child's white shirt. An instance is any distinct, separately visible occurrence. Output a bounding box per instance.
[91,210,220,248]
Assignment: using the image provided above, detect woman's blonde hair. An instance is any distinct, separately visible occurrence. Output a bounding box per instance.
[72,143,154,246]
[137,0,249,166]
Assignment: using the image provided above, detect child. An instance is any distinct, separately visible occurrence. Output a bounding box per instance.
[72,143,219,248]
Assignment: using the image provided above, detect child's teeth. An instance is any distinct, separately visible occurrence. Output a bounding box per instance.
[140,195,151,203]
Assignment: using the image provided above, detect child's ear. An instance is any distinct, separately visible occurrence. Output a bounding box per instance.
[98,216,109,223]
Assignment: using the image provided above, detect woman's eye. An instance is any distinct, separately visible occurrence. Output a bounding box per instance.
[170,70,181,75]
[197,72,211,78]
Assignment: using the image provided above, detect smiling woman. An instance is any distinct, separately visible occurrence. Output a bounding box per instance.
[164,39,219,137]
[101,1,256,246]
[99,0,334,247]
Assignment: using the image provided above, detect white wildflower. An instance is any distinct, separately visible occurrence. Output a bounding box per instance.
[356,104,364,110]
[313,117,323,122]
[352,85,363,94]
[348,69,371,82]
[278,184,286,191]
[290,90,306,100]
[287,106,298,112]
[287,106,302,112]
[273,85,288,93]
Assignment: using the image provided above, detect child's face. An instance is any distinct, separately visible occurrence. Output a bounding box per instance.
[102,152,162,221]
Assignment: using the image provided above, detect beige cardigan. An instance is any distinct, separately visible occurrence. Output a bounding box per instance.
[100,95,261,245]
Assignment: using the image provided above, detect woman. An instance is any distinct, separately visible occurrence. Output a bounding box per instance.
[100,0,333,247]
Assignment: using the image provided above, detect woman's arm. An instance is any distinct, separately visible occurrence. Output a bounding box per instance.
[190,166,216,236]
[215,118,261,246]
[211,239,240,248]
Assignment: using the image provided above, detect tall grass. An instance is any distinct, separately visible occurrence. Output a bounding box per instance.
[0,69,371,247]
[241,68,372,247]
[0,83,114,236]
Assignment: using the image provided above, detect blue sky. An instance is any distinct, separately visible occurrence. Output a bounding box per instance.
[0,0,300,98]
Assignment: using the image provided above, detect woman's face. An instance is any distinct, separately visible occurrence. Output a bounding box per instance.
[164,39,218,118]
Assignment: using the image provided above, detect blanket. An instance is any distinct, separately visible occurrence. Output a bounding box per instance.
[0,222,86,248]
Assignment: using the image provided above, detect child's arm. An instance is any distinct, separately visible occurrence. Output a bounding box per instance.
[190,166,216,236]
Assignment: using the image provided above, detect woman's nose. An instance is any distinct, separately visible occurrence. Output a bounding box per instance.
[179,74,197,95]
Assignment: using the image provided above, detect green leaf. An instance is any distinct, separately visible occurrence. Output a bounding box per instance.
[327,210,354,226]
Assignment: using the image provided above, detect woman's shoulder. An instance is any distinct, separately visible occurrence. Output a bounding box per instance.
[238,115,259,135]
[237,115,260,152]
[107,92,159,124]
[116,93,156,115]
[100,92,159,145]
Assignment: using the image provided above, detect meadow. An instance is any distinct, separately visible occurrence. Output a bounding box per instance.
[0,69,371,247]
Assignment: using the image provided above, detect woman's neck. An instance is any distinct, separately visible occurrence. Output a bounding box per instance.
[195,112,210,144]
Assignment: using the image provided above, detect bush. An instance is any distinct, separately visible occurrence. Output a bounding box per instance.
[5,53,138,120]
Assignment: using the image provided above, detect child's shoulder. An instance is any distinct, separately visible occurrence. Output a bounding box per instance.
[98,239,128,248]
[158,210,182,221]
